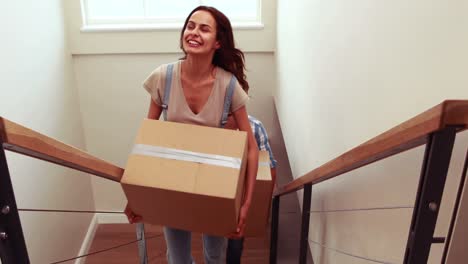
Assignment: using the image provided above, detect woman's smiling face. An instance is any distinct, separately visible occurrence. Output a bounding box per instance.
[182,10,220,56]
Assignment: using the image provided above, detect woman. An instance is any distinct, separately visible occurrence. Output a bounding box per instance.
[126,6,258,263]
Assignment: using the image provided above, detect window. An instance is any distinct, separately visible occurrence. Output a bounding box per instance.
[81,0,262,31]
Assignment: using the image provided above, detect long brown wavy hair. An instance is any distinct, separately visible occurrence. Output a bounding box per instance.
[180,6,249,92]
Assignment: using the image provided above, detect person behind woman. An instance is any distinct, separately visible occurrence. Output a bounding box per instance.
[125,6,259,264]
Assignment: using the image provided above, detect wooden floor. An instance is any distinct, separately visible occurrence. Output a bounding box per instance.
[84,224,270,263]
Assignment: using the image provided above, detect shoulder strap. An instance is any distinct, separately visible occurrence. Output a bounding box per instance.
[220,75,237,128]
[162,63,174,121]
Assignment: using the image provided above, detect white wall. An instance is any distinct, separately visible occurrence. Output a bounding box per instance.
[72,53,277,215]
[0,1,95,263]
[276,0,468,263]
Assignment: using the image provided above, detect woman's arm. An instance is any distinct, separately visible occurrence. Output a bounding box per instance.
[271,168,278,193]
[231,106,259,237]
[147,99,163,119]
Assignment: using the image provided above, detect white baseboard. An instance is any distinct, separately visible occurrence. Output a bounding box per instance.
[73,214,129,264]
[75,214,98,264]
[97,213,129,224]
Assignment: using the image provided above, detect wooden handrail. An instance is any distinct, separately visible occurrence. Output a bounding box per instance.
[275,100,468,196]
[0,117,123,182]
[1,100,466,189]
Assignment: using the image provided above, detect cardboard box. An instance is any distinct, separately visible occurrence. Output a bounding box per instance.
[245,150,274,237]
[121,119,247,236]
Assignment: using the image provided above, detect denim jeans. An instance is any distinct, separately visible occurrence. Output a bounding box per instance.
[164,226,227,264]
[226,238,244,264]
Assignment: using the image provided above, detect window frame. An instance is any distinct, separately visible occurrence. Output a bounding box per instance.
[80,0,264,32]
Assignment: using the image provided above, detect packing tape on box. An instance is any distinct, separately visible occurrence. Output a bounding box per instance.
[132,144,242,169]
